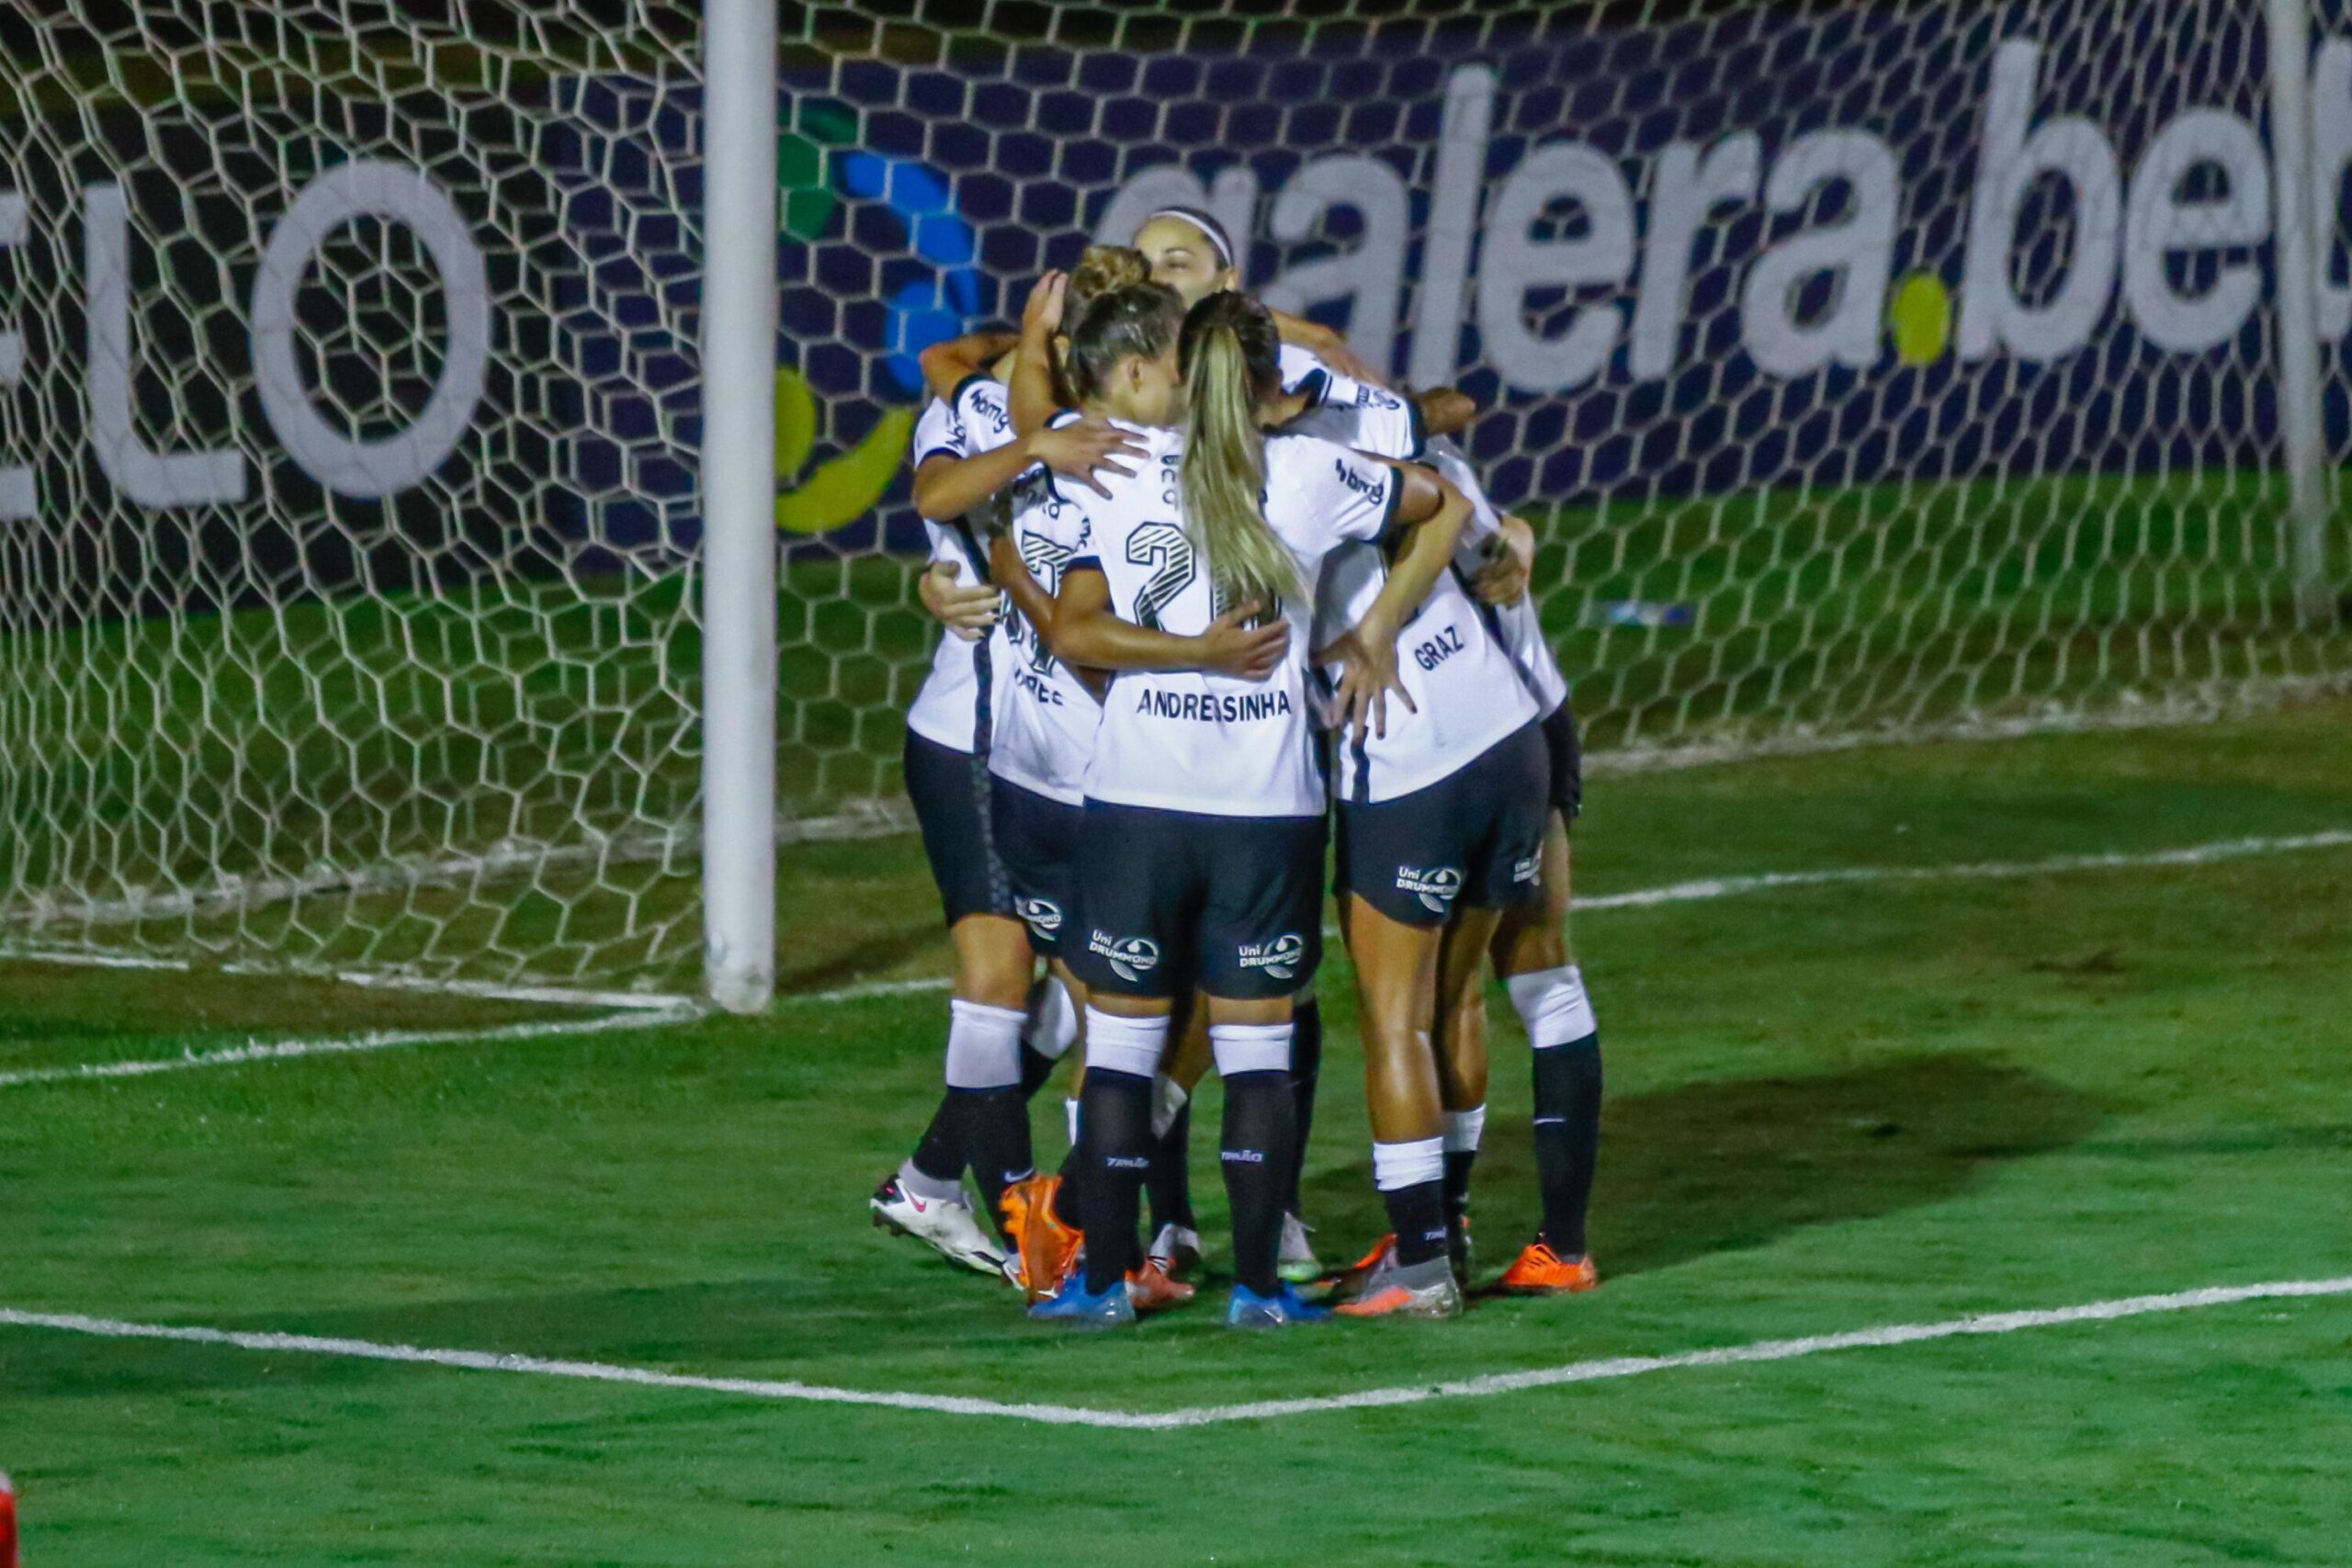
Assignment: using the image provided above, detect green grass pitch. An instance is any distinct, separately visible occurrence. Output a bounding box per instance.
[5,697,2352,1564]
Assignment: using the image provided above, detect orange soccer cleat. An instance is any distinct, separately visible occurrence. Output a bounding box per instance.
[1001,1174,1084,1304]
[1322,1234,1463,1319]
[1495,1240,1600,1295]
[1318,1233,1397,1303]
[1125,1259,1197,1314]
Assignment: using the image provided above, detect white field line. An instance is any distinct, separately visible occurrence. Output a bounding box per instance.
[785,828,2352,1007]
[1574,829,2352,912]
[4,1275,2346,1431]
[0,1008,695,1092]
[0,942,695,1014]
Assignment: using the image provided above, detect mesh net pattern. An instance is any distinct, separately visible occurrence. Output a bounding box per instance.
[2,2,2349,994]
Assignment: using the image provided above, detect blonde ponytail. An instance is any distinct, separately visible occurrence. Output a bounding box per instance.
[1179,294,1302,612]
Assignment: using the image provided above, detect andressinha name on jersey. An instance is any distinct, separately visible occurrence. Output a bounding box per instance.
[1136,686,1295,723]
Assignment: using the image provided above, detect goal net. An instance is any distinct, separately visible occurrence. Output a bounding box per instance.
[0,5,712,993]
[3,2,2349,998]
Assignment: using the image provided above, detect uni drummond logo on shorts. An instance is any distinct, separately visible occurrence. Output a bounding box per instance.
[1088,931,1161,983]
[1511,852,1544,886]
[1237,931,1306,980]
[1396,865,1464,914]
[1016,897,1064,937]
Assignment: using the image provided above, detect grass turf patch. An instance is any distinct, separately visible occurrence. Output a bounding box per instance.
[3,700,2351,1562]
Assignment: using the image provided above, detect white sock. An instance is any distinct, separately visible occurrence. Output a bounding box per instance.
[1372,1135,1445,1191]
[1442,1104,1487,1154]
[1150,1073,1191,1140]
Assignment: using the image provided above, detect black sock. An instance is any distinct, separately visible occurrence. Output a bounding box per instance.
[1146,1101,1196,1235]
[1285,998,1322,1213]
[1050,1141,1084,1231]
[1019,1043,1058,1099]
[909,1094,965,1187]
[1219,1070,1295,1297]
[1385,1179,1451,1267]
[1442,1149,1476,1222]
[1078,1068,1153,1295]
[956,1087,1034,1234]
[1532,1035,1602,1257]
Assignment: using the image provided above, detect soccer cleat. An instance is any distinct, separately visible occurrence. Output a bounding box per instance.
[1148,1223,1203,1280]
[1446,1214,1475,1294]
[1332,1247,1464,1320]
[1317,1233,1396,1303]
[1027,1271,1137,1328]
[868,1175,1008,1277]
[1275,1212,1321,1283]
[1001,1173,1084,1304]
[1125,1260,1197,1314]
[1224,1281,1330,1329]
[1496,1240,1600,1295]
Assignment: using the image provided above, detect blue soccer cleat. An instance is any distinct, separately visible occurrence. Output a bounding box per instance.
[1225,1280,1332,1329]
[1027,1271,1137,1329]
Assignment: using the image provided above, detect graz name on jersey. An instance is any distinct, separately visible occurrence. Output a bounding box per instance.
[1136,686,1295,722]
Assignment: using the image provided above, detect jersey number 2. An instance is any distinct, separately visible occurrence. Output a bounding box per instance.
[1125,522,1196,631]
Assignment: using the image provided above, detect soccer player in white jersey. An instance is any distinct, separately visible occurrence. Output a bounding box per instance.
[1207,344,1536,1318]
[1030,285,1471,1329]
[1428,485,1608,1297]
[1131,206,1476,432]
[865,332,1144,1278]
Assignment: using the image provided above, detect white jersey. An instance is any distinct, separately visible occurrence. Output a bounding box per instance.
[902,377,1020,753]
[1278,341,1340,398]
[1292,389,1539,803]
[989,416,1104,805]
[1426,434,1571,717]
[1070,424,1398,818]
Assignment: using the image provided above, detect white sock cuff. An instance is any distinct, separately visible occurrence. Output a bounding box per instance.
[897,1157,966,1204]
[1210,1021,1293,1077]
[1442,1104,1487,1154]
[1023,976,1080,1062]
[1084,1006,1169,1077]
[1150,1073,1191,1139]
[944,998,1026,1089]
[1372,1135,1446,1191]
[1508,964,1596,1049]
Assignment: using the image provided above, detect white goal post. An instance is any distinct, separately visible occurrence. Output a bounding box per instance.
[0,1,2348,1008]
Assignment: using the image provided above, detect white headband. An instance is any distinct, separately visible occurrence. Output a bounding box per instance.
[1143,208,1234,268]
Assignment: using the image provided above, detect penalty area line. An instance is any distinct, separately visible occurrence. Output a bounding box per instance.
[0,1007,698,1092]
[3,1274,2347,1431]
[783,828,2352,1007]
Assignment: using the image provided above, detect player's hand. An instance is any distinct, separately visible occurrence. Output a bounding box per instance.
[1026,417,1146,498]
[1473,514,1537,606]
[1196,602,1287,680]
[918,559,1000,641]
[1022,270,1069,340]
[1324,623,1414,739]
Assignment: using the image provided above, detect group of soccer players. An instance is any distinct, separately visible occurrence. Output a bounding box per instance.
[866,208,1607,1327]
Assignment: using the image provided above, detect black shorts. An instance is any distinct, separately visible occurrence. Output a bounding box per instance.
[1336,720,1549,928]
[1541,700,1584,824]
[904,730,1012,927]
[1072,801,1325,1001]
[990,774,1084,956]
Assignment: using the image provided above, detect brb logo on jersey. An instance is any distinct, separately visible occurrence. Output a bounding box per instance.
[1237,931,1306,981]
[1333,457,1386,506]
[1016,897,1064,939]
[1396,865,1464,914]
[1089,931,1161,983]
